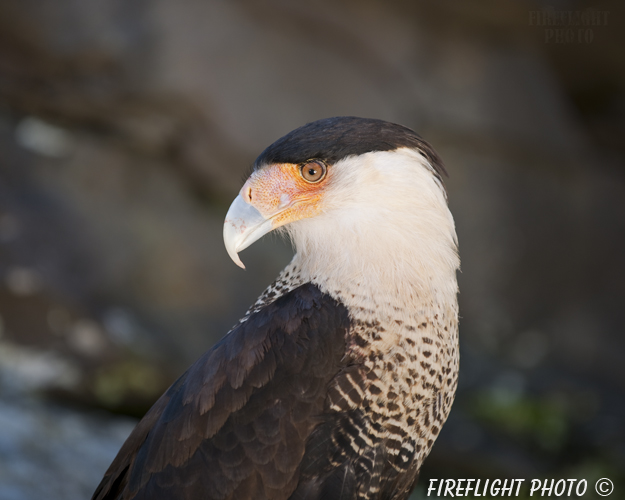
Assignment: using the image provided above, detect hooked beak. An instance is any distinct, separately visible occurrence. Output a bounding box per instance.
[223,194,274,269]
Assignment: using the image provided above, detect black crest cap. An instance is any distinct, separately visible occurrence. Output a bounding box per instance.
[254,116,446,181]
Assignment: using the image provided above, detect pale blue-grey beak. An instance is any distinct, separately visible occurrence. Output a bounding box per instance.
[223,194,274,269]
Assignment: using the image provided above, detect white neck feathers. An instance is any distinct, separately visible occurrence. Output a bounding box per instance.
[285,148,459,312]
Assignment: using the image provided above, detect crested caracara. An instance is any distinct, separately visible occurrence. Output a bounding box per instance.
[93,116,460,500]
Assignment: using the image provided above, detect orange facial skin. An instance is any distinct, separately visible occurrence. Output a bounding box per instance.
[240,162,329,229]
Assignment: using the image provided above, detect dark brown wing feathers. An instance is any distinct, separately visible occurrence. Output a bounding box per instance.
[92,284,351,500]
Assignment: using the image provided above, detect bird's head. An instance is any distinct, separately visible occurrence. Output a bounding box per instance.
[224,117,459,297]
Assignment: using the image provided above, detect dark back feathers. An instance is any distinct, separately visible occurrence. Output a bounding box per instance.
[92,284,350,500]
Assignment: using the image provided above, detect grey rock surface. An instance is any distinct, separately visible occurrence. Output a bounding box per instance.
[0,396,135,500]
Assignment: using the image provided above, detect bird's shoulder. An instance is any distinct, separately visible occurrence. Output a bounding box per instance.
[92,282,351,500]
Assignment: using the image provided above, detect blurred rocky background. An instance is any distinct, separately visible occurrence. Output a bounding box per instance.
[0,0,624,498]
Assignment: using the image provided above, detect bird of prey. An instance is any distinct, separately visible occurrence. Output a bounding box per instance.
[93,116,460,500]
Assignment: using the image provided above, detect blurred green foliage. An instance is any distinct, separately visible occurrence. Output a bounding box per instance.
[471,391,568,453]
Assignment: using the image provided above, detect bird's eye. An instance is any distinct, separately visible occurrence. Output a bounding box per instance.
[300,160,327,183]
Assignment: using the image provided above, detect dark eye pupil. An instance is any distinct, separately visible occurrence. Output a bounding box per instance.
[308,168,316,176]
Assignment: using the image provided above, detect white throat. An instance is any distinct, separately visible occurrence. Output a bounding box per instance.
[285,148,459,314]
